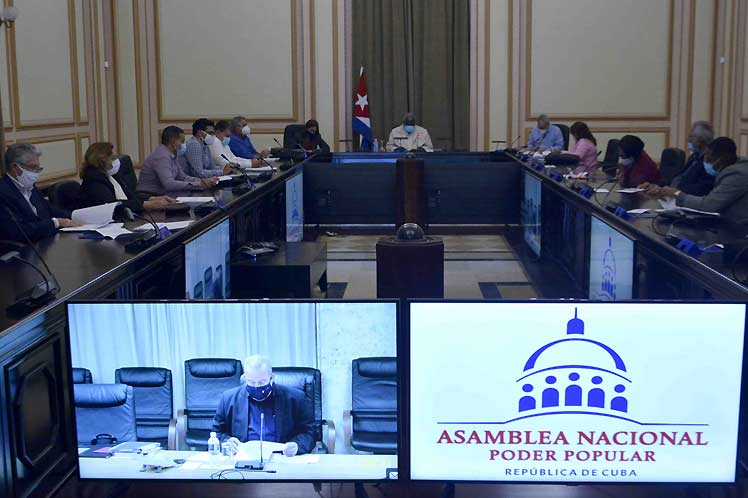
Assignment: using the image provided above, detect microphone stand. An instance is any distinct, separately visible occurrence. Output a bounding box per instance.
[0,205,60,313]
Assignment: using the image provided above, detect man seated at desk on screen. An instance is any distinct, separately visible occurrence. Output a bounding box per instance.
[212,355,315,457]
[386,113,433,152]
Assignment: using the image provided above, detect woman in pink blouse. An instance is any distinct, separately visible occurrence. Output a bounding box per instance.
[568,121,599,175]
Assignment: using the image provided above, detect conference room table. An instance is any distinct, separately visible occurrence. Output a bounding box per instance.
[77,450,397,481]
[3,150,748,498]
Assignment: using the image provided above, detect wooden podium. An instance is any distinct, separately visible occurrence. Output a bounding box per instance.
[396,155,427,227]
[376,237,444,298]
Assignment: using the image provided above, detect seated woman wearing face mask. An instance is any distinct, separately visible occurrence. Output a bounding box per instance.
[299,119,330,153]
[79,142,176,212]
[616,134,664,188]
[646,137,748,226]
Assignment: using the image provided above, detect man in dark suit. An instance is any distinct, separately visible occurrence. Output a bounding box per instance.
[212,355,315,456]
[0,143,78,242]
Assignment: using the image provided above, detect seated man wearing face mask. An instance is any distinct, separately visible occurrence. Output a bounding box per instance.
[138,126,219,195]
[208,119,258,170]
[228,116,271,161]
[212,355,315,457]
[184,118,232,178]
[0,143,79,242]
[386,113,433,152]
[645,137,748,226]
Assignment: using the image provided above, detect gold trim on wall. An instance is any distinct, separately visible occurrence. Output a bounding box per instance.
[310,0,316,120]
[524,0,675,122]
[506,0,513,143]
[68,0,82,125]
[332,0,339,151]
[26,134,79,182]
[482,0,490,150]
[153,0,302,124]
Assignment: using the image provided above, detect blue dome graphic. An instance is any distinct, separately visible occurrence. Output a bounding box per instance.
[517,309,630,415]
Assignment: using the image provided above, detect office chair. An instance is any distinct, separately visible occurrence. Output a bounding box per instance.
[283,124,306,149]
[659,147,687,184]
[600,139,620,175]
[72,367,93,384]
[344,357,398,454]
[74,383,137,445]
[274,367,336,453]
[555,124,570,150]
[45,180,81,212]
[178,358,243,450]
[113,155,138,193]
[115,367,176,449]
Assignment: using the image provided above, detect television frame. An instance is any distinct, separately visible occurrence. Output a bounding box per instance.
[401,299,748,486]
[588,215,637,301]
[183,218,232,300]
[65,298,402,484]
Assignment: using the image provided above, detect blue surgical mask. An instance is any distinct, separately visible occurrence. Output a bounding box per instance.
[404,125,416,134]
[246,383,273,402]
[687,142,698,154]
[703,161,718,177]
[222,136,231,147]
[177,143,187,156]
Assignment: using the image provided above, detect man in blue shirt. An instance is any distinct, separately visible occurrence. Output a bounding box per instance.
[184,118,231,178]
[228,116,270,161]
[527,114,564,151]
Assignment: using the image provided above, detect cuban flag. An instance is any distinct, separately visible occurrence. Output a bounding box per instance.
[352,66,372,151]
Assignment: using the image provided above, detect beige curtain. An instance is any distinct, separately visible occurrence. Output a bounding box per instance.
[352,0,470,151]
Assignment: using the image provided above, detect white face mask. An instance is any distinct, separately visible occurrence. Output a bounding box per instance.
[16,166,40,190]
[242,125,251,136]
[204,134,216,146]
[620,157,634,167]
[109,158,121,176]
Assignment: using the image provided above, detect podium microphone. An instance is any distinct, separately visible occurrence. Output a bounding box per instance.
[222,154,255,190]
[236,412,266,470]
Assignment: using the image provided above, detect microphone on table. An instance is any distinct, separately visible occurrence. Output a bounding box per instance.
[222,154,255,190]
[0,204,60,312]
[236,411,268,471]
[273,138,283,149]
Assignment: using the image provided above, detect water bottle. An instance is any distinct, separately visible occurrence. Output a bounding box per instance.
[208,431,220,460]
[372,138,379,152]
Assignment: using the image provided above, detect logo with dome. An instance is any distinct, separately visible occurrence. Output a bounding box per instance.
[597,237,617,300]
[517,309,630,418]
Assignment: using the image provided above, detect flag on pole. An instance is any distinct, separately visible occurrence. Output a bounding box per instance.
[352,66,372,151]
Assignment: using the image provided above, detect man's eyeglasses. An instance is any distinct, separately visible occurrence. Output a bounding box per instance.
[15,161,43,174]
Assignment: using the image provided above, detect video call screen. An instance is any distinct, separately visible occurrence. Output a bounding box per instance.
[68,301,398,481]
[409,301,745,483]
[588,216,634,301]
[184,219,231,300]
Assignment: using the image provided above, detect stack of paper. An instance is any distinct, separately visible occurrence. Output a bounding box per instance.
[175,197,215,205]
[236,440,286,462]
[71,202,120,225]
[616,187,645,194]
[133,220,193,231]
[61,222,132,239]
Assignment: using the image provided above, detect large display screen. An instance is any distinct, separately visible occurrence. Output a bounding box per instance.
[185,219,231,299]
[409,301,745,483]
[68,301,398,481]
[589,216,634,300]
[286,172,304,242]
[522,173,542,256]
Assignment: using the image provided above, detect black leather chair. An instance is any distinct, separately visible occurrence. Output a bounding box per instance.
[600,138,620,175]
[344,357,398,454]
[72,367,93,384]
[115,367,176,449]
[555,124,570,150]
[283,124,306,149]
[46,180,81,212]
[274,367,336,453]
[177,358,243,450]
[660,147,687,184]
[113,154,138,193]
[74,384,137,445]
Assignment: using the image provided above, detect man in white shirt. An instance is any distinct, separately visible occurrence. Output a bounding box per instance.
[209,120,260,170]
[386,113,433,152]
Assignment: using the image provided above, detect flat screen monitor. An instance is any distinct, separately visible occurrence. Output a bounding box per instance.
[286,171,304,242]
[522,173,541,256]
[408,301,746,483]
[589,216,634,300]
[184,219,231,299]
[67,300,399,482]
